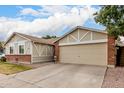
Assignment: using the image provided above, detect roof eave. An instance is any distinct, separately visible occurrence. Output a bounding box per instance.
[4,32,54,46]
[33,41,54,46]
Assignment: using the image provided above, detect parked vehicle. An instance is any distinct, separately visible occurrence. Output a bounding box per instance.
[0,53,5,59]
[0,53,6,62]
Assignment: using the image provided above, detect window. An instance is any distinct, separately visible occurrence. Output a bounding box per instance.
[19,45,24,54]
[10,46,13,54]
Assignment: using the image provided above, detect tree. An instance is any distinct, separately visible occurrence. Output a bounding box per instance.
[0,41,4,53]
[42,35,57,39]
[94,5,124,38]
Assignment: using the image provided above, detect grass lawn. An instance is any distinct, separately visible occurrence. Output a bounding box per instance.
[0,62,32,75]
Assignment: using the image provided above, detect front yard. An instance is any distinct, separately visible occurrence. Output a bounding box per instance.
[0,62,32,75]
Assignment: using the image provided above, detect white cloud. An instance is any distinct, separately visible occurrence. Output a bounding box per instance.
[19,5,72,17]
[20,8,40,16]
[0,5,98,41]
[39,5,71,15]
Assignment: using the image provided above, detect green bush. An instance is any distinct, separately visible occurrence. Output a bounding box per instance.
[0,57,6,62]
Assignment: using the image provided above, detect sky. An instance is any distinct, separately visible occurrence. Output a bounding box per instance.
[0,5,105,41]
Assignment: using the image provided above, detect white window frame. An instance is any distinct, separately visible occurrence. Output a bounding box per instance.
[18,44,25,55]
[9,43,14,55]
[9,46,14,54]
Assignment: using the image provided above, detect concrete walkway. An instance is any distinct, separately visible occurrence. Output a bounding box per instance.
[0,64,106,88]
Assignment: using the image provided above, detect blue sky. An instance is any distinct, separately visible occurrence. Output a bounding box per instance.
[0,5,105,41]
[0,6,40,17]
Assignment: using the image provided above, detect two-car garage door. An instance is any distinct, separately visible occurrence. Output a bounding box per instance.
[59,43,107,66]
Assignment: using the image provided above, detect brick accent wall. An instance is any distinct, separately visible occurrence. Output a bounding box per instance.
[6,55,31,64]
[108,36,116,66]
[54,42,59,63]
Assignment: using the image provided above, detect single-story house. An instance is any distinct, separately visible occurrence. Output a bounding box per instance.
[4,32,55,64]
[4,26,117,67]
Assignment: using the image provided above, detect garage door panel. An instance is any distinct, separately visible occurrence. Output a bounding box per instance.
[59,43,107,66]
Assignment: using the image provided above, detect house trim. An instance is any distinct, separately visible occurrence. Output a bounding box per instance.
[59,39,107,46]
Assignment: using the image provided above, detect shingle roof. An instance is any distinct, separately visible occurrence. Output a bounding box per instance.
[46,37,60,43]
[5,32,55,45]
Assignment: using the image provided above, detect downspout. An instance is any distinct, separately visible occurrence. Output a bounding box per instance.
[30,41,34,64]
[54,42,59,63]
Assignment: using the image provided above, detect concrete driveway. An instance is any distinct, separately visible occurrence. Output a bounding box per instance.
[0,63,106,88]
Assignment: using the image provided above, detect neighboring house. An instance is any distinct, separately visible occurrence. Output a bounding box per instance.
[54,26,110,66]
[115,36,124,66]
[4,32,55,64]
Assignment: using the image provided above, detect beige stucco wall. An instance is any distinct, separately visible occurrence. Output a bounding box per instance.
[59,28,107,44]
[32,43,54,63]
[92,31,107,40]
[5,34,31,55]
[59,43,107,66]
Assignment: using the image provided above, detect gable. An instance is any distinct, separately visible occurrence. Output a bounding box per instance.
[5,34,32,55]
[10,34,27,42]
[58,28,107,46]
[5,34,29,46]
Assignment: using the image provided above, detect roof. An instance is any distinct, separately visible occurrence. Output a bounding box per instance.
[54,26,107,43]
[4,32,55,46]
[46,37,60,43]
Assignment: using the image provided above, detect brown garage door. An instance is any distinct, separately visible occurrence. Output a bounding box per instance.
[59,43,107,66]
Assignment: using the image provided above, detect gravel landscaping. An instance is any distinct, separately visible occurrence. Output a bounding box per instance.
[102,67,124,88]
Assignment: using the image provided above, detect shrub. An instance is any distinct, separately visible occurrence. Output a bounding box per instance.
[0,57,6,62]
